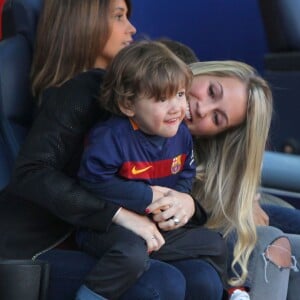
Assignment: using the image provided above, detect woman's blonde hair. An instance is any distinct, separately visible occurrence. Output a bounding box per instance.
[31,0,131,98]
[190,61,273,286]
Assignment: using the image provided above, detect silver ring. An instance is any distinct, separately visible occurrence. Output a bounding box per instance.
[173,217,180,225]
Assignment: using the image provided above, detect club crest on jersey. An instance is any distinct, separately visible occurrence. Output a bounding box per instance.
[171,155,182,174]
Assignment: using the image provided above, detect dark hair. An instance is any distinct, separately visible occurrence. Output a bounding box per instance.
[100,40,193,116]
[31,0,132,97]
[158,38,199,64]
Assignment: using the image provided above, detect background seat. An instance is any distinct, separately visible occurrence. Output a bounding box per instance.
[0,34,33,163]
[258,0,300,151]
[257,0,300,208]
[0,0,4,40]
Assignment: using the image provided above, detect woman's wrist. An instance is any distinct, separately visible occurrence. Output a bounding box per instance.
[192,197,207,224]
[112,207,123,223]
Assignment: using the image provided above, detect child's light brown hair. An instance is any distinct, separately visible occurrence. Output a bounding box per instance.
[100,40,193,116]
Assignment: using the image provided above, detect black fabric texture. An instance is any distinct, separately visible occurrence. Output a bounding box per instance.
[0,69,119,259]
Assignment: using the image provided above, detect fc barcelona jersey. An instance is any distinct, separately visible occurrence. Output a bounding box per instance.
[78,116,196,213]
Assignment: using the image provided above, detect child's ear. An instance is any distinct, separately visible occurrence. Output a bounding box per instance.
[119,99,135,117]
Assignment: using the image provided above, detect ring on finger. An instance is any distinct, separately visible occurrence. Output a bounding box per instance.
[172,217,180,225]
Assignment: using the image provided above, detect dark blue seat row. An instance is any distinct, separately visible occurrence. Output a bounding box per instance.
[258,0,300,150]
[258,0,300,207]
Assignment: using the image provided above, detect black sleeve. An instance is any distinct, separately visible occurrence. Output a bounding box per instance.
[10,75,119,232]
[190,197,207,225]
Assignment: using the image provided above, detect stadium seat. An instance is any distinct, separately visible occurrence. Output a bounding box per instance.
[258,0,300,208]
[258,0,300,150]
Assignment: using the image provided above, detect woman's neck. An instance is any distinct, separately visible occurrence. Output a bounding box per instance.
[94,56,109,69]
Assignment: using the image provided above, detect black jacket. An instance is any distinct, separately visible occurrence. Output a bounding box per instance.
[0,69,206,259]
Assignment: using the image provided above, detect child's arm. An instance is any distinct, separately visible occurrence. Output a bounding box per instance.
[78,124,161,214]
[80,177,153,214]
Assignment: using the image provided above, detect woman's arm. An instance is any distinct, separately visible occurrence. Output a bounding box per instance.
[9,72,120,232]
[113,208,165,252]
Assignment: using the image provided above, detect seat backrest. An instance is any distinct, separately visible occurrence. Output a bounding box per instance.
[0,0,42,190]
[261,151,300,208]
[258,0,300,52]
[0,34,33,157]
[0,0,4,40]
[0,132,13,190]
[2,0,42,48]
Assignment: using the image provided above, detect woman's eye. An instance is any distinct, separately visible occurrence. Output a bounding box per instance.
[177,91,185,98]
[208,85,215,98]
[114,14,124,20]
[213,112,219,126]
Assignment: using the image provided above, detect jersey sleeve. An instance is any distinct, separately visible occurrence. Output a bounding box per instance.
[78,123,152,214]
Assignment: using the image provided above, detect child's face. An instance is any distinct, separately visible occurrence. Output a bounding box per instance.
[130,89,187,137]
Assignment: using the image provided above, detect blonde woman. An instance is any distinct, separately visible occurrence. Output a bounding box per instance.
[148,60,299,299]
[190,61,272,286]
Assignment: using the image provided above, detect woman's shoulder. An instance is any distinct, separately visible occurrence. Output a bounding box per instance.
[38,69,107,127]
[39,69,105,112]
[42,68,105,103]
[71,68,106,90]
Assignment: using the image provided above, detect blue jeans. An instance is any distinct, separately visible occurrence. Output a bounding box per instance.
[85,259,224,300]
[123,259,224,300]
[41,249,185,300]
[262,204,300,234]
[76,223,225,299]
[40,249,224,300]
[170,259,224,300]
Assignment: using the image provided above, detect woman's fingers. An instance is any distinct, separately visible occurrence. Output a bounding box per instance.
[146,232,165,253]
[146,189,193,231]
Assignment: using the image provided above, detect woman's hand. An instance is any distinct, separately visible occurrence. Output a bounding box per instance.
[112,208,165,252]
[253,193,269,226]
[146,187,195,231]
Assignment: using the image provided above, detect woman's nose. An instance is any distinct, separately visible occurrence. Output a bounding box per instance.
[128,21,137,35]
[197,102,209,118]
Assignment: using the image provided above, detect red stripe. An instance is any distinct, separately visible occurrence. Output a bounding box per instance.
[119,154,187,180]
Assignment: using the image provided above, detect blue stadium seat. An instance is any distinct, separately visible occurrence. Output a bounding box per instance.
[258,0,300,208]
[258,0,300,150]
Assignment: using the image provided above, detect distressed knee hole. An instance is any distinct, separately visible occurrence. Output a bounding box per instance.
[265,237,291,268]
[261,237,299,283]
